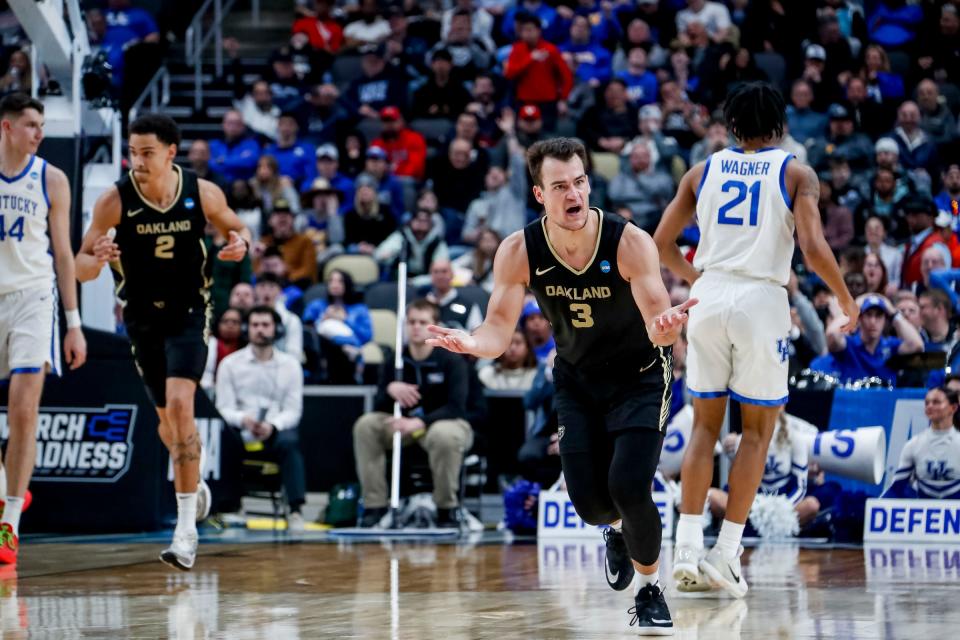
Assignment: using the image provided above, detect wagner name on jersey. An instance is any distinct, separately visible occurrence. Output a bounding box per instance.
[110,166,211,314]
[0,155,53,295]
[694,147,795,286]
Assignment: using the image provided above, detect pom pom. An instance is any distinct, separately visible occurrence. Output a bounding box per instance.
[748,494,799,539]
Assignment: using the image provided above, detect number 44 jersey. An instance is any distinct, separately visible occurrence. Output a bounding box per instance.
[111,166,211,314]
[694,147,796,286]
[0,155,53,295]
[523,208,657,368]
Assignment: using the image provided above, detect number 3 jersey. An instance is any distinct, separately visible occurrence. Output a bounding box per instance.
[694,147,795,286]
[523,208,657,368]
[0,155,53,295]
[111,166,211,314]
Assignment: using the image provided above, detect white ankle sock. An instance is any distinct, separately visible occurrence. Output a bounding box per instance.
[176,492,198,533]
[716,520,745,559]
[675,513,704,549]
[0,469,6,497]
[634,569,659,595]
[2,497,24,536]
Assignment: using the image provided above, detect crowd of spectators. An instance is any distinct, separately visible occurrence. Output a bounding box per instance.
[10,0,959,524]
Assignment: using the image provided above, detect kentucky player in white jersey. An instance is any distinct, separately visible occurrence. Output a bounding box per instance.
[0,93,86,565]
[655,82,858,598]
[884,386,960,500]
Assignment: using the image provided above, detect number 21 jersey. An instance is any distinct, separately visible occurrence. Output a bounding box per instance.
[694,147,795,286]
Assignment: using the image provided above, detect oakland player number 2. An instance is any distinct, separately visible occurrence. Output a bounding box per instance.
[570,303,594,328]
[155,235,174,259]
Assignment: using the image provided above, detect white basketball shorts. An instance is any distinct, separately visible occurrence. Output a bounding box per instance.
[0,286,59,380]
[686,271,790,406]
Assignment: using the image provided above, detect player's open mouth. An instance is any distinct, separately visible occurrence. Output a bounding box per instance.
[566,205,582,214]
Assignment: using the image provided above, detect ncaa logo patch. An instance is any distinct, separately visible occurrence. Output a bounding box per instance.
[599,260,611,273]
[184,197,196,209]
[29,171,39,180]
[557,425,565,440]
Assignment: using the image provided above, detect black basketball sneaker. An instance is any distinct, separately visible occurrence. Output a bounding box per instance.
[628,583,674,636]
[603,528,635,590]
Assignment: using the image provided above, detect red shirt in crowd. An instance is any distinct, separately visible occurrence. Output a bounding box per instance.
[372,129,428,181]
[292,17,343,53]
[504,39,573,104]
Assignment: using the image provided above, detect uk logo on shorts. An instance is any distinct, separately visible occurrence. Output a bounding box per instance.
[599,260,611,274]
[776,337,790,364]
[0,405,138,482]
[184,197,196,209]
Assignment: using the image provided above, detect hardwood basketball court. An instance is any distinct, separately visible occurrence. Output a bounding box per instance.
[3,531,957,638]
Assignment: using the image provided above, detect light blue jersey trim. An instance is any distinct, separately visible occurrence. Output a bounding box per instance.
[0,154,34,183]
[688,388,728,399]
[779,153,794,211]
[729,389,789,406]
[695,156,712,200]
[41,158,51,208]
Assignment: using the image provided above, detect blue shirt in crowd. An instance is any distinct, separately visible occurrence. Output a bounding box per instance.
[833,333,902,385]
[208,136,262,183]
[264,140,317,190]
[617,69,658,106]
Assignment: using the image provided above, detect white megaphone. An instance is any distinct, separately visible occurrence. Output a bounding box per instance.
[796,426,887,485]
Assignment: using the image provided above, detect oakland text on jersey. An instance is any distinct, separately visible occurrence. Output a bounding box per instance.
[718,158,773,177]
[544,285,612,301]
[135,219,192,235]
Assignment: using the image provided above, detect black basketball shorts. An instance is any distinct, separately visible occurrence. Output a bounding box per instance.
[124,305,210,408]
[552,349,673,456]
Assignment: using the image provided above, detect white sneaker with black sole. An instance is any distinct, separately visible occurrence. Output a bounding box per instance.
[700,545,748,599]
[160,529,198,571]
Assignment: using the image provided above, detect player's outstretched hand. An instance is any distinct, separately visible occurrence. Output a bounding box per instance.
[217,230,248,261]
[93,230,120,265]
[649,298,699,345]
[426,325,478,354]
[839,296,860,334]
[64,328,87,370]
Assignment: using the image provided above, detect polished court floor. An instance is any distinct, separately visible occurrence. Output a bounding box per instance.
[3,532,959,639]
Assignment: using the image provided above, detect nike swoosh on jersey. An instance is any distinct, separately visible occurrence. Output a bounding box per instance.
[127,208,143,218]
[535,266,556,276]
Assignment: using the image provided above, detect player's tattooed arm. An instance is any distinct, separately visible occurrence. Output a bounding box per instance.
[796,164,821,201]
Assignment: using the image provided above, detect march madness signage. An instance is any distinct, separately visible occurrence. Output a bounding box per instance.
[0,404,137,482]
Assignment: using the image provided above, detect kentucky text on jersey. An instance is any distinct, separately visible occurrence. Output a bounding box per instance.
[718,159,773,176]
[135,220,192,235]
[1,194,41,216]
[544,285,612,301]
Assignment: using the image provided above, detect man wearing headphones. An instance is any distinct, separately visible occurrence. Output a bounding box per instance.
[215,306,307,532]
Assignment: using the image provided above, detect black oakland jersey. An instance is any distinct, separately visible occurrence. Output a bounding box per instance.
[111,166,211,315]
[524,208,659,369]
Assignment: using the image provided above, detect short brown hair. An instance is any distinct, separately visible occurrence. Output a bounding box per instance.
[920,288,953,319]
[0,92,43,119]
[407,298,440,323]
[526,137,588,187]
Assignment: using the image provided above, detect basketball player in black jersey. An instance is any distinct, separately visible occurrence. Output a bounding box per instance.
[428,138,694,634]
[75,114,251,570]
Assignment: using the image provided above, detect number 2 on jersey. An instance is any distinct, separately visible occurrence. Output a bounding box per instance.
[155,234,174,258]
[717,180,761,227]
[0,214,25,242]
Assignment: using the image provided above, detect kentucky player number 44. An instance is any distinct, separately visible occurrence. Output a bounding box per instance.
[0,404,137,482]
